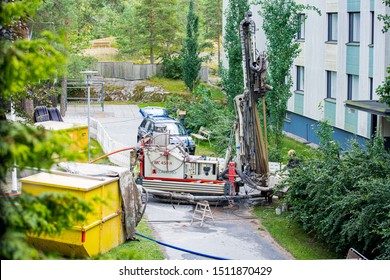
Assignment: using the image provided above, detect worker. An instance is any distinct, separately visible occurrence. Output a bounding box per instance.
[286,149,300,169]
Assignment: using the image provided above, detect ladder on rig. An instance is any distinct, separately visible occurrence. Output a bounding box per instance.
[191,201,215,226]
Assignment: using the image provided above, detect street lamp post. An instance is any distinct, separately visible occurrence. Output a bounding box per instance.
[80,70,98,163]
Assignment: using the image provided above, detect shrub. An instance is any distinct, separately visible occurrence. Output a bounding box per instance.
[283,129,390,259]
[159,54,183,80]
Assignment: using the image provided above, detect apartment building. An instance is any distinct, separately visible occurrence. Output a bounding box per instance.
[223,0,390,148]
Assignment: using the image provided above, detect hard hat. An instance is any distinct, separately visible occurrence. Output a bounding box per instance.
[288,149,296,156]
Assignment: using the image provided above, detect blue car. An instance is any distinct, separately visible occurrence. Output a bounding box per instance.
[138,115,196,155]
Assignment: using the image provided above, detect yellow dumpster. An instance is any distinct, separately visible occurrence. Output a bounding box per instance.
[34,121,88,153]
[20,171,126,258]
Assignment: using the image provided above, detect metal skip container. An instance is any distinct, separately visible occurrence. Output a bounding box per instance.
[20,165,141,258]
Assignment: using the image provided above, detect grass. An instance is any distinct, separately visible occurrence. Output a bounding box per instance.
[193,134,316,162]
[252,205,341,260]
[145,76,188,94]
[194,140,218,157]
[89,139,112,164]
[97,219,165,260]
[138,102,166,109]
[275,135,317,164]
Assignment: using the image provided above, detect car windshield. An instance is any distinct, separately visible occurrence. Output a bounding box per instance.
[141,107,168,117]
[164,122,186,135]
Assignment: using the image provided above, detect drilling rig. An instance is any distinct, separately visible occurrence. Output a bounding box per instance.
[135,11,277,203]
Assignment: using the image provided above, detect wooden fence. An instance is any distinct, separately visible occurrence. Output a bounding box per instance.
[93,62,208,82]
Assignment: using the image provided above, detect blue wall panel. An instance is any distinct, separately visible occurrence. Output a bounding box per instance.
[283,111,367,150]
[324,100,336,126]
[345,108,358,133]
[348,0,360,12]
[346,45,360,75]
[294,92,304,115]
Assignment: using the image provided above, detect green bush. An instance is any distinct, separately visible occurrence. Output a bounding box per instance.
[283,131,390,259]
[166,85,234,155]
[159,54,183,80]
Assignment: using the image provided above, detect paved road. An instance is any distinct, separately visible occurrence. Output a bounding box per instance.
[63,104,142,147]
[64,104,293,260]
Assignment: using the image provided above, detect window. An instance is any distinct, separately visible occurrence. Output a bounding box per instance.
[297,14,305,40]
[370,12,375,45]
[327,13,338,41]
[326,71,337,99]
[369,77,373,100]
[296,66,304,91]
[347,74,359,100]
[349,12,360,43]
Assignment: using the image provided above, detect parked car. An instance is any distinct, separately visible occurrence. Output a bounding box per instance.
[138,115,196,155]
[139,106,169,118]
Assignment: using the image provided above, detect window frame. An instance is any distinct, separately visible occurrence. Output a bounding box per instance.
[327,13,338,42]
[326,71,337,99]
[369,77,373,100]
[370,11,375,45]
[297,13,305,40]
[347,74,359,100]
[296,66,305,92]
[349,12,361,43]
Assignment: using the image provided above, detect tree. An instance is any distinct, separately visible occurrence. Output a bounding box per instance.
[199,0,222,69]
[30,0,99,117]
[221,0,249,106]
[129,0,180,63]
[182,0,202,92]
[283,128,390,259]
[0,0,91,259]
[378,0,390,33]
[376,0,390,107]
[254,0,319,153]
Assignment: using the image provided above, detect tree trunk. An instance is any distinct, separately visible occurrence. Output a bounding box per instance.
[217,0,221,74]
[60,77,67,116]
[150,9,154,64]
[60,19,69,117]
[24,98,34,119]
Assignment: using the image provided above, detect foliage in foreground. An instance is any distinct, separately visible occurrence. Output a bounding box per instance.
[0,122,83,183]
[1,0,98,260]
[283,132,390,259]
[0,192,92,259]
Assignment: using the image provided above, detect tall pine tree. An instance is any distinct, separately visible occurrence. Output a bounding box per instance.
[222,0,249,106]
[132,0,179,63]
[182,0,202,92]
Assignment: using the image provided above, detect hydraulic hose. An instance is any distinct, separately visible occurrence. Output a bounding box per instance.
[134,232,231,260]
[90,147,136,163]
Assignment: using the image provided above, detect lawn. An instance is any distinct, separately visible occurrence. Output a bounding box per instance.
[273,135,317,164]
[97,219,165,260]
[252,205,342,260]
[144,76,189,94]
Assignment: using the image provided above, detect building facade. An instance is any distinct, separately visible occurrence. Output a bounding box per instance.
[222,0,390,148]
